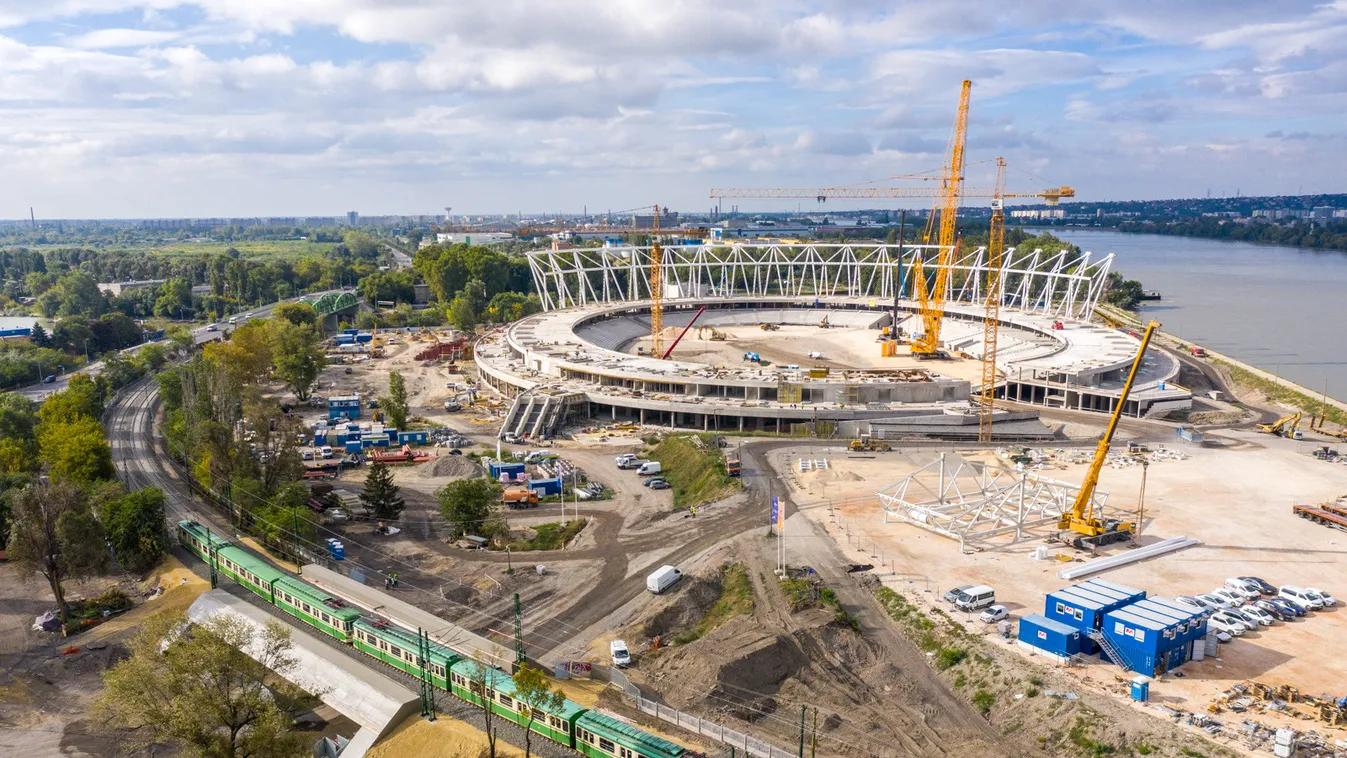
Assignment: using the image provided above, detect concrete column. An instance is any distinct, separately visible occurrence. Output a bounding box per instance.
[775,418,781,434]
[640,409,646,424]
[611,406,617,420]
[739,416,744,432]
[703,414,709,431]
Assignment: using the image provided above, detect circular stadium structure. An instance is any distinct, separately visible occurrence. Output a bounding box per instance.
[476,242,1191,441]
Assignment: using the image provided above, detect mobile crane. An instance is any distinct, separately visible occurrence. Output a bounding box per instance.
[1057,320,1159,549]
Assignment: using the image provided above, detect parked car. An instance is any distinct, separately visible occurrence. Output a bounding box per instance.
[1279,585,1325,610]
[1269,596,1307,616]
[42,375,55,384]
[979,605,1009,623]
[326,508,348,522]
[1214,609,1257,632]
[301,450,314,461]
[610,640,631,667]
[642,477,666,488]
[615,453,638,466]
[1196,592,1231,609]
[1224,578,1263,601]
[1207,616,1245,637]
[1209,628,1233,644]
[1306,588,1336,607]
[1239,576,1277,595]
[1254,600,1291,622]
[943,585,976,604]
[1175,595,1208,611]
[502,432,521,444]
[1210,588,1247,607]
[205,323,218,332]
[1237,605,1276,626]
[647,479,671,490]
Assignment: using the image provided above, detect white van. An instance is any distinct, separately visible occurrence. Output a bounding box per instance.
[637,461,663,477]
[952,585,996,612]
[320,445,334,459]
[1279,585,1324,610]
[610,640,631,667]
[647,565,683,594]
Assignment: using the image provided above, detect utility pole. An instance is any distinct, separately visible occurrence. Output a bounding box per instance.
[513,593,525,668]
[811,707,818,758]
[418,628,437,720]
[798,704,806,758]
[1133,456,1150,545]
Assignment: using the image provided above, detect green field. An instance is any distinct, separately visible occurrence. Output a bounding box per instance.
[149,239,338,260]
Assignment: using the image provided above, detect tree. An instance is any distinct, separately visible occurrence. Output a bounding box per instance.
[467,661,501,758]
[100,487,170,575]
[203,321,273,386]
[95,611,311,758]
[271,301,318,328]
[39,416,116,483]
[6,480,108,625]
[360,460,405,520]
[437,478,501,537]
[267,321,326,401]
[29,322,49,348]
[56,271,106,318]
[380,371,408,431]
[39,373,104,426]
[448,295,478,332]
[1105,273,1146,310]
[512,663,565,758]
[153,278,193,318]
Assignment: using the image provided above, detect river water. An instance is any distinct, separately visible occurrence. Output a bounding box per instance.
[1037,228,1347,400]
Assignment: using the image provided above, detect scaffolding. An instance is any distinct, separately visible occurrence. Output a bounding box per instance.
[875,453,1110,550]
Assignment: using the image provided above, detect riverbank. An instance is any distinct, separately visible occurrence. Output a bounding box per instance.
[1095,302,1347,423]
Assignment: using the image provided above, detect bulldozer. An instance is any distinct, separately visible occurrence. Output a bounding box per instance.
[760,322,780,331]
[848,434,890,453]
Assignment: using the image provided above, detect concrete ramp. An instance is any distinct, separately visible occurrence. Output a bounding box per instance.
[187,590,420,757]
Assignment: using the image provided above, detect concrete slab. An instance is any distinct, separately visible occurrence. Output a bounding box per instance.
[300,564,515,671]
[187,590,420,757]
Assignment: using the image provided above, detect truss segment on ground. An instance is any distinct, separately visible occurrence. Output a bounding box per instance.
[527,242,1112,320]
[875,453,1110,550]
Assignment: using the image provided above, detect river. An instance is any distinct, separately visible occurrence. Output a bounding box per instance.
[1036,228,1347,400]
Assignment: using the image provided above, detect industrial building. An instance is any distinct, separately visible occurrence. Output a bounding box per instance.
[0,317,38,341]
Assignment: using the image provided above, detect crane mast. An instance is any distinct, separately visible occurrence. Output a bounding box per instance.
[912,79,971,357]
[650,205,664,358]
[1058,320,1160,543]
[978,158,1008,443]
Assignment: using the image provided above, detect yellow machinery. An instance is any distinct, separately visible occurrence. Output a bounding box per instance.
[697,326,728,341]
[819,315,830,329]
[978,158,1008,443]
[1057,321,1159,547]
[760,323,780,331]
[1310,414,1347,440]
[1256,412,1302,437]
[848,435,891,452]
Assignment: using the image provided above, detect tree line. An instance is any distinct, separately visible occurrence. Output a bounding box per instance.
[1119,217,1347,253]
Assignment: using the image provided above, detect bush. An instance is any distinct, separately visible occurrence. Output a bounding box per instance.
[935,646,967,670]
[971,689,995,714]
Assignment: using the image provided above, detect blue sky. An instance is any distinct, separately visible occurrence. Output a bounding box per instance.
[1,0,1344,218]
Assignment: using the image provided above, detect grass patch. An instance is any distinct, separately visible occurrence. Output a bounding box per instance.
[1026,687,1039,698]
[971,689,995,714]
[935,647,967,670]
[1136,745,1153,755]
[644,435,740,509]
[68,587,134,623]
[506,519,588,551]
[674,563,754,645]
[1068,716,1117,757]
[150,239,338,260]
[1179,750,1206,758]
[1215,359,1347,425]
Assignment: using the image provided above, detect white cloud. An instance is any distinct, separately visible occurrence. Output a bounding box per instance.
[66,28,180,49]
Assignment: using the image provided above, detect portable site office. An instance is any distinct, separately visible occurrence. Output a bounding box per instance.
[1101,608,1170,676]
[1080,579,1146,605]
[1132,598,1206,646]
[1017,614,1083,662]
[1047,586,1129,655]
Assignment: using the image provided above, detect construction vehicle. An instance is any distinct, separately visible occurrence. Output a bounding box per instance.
[743,352,761,363]
[502,488,540,508]
[1309,414,1347,440]
[848,434,891,453]
[1256,411,1302,437]
[818,315,830,329]
[725,454,741,477]
[760,323,780,331]
[1057,321,1159,549]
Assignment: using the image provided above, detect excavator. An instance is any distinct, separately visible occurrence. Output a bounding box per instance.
[1057,320,1158,549]
[697,326,728,341]
[1256,412,1302,438]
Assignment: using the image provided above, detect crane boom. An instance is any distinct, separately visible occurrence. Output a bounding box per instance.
[1059,320,1160,539]
[978,157,1007,443]
[911,79,971,357]
[708,185,1075,203]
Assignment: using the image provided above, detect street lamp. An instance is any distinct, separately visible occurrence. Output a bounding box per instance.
[83,339,90,364]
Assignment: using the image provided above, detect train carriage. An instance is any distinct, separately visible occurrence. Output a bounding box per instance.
[213,545,287,602]
[353,617,458,691]
[448,660,586,747]
[273,577,362,643]
[177,520,226,562]
[575,711,690,758]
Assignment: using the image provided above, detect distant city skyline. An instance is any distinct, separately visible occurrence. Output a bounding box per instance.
[1,1,1344,218]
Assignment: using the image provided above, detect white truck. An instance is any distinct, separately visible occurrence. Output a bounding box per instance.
[647,565,683,594]
[637,461,663,476]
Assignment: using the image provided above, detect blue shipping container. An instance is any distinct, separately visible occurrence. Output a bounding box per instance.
[527,477,562,496]
[1101,609,1168,675]
[1017,614,1083,659]
[487,461,526,479]
[398,431,429,445]
[1131,599,1202,646]
[1082,579,1146,605]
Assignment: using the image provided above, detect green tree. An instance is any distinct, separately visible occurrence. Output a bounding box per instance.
[512,663,565,758]
[39,416,116,483]
[484,292,542,323]
[360,460,405,520]
[95,611,310,758]
[379,371,408,431]
[448,295,478,332]
[467,661,501,758]
[100,486,170,575]
[203,321,273,386]
[437,478,501,537]
[57,270,106,318]
[39,373,104,426]
[6,480,108,625]
[271,301,319,328]
[153,278,193,318]
[268,321,326,401]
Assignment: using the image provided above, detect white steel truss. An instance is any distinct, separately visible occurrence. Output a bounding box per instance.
[875,453,1110,550]
[528,242,1113,321]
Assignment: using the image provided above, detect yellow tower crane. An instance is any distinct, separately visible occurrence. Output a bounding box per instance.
[1057,320,1159,548]
[978,157,1008,443]
[650,204,666,357]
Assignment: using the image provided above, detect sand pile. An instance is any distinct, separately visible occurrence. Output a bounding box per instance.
[417,455,484,479]
[802,468,865,483]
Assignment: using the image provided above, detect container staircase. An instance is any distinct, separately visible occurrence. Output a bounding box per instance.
[498,392,586,441]
[1088,630,1145,675]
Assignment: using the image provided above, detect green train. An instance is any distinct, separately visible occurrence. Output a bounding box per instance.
[177,521,694,758]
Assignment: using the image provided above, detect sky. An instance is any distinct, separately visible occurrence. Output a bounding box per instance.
[2,0,1346,219]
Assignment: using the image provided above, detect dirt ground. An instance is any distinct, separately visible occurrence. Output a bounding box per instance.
[778,432,1347,753]
[627,323,986,383]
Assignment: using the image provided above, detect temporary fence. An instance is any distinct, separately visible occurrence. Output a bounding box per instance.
[631,695,798,758]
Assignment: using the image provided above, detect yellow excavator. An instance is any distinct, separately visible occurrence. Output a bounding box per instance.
[1058,320,1158,549]
[1257,411,1302,438]
[697,326,728,341]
